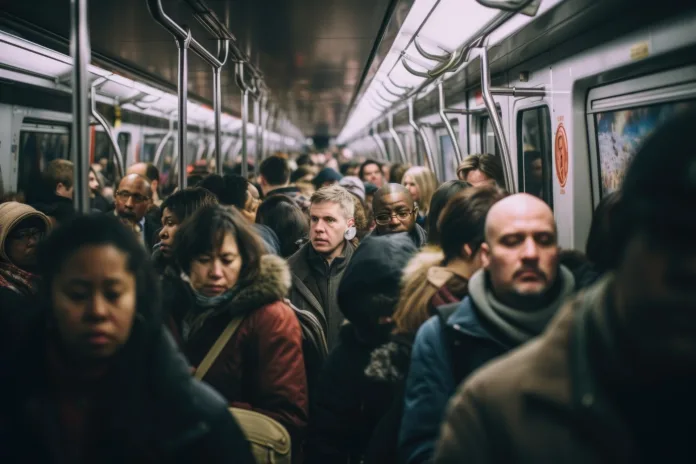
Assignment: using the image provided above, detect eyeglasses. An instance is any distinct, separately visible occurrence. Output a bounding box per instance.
[10,227,43,241]
[375,209,415,225]
[116,190,150,204]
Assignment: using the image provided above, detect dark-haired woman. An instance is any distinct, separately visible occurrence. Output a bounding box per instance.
[164,205,308,458]
[0,214,254,463]
[425,180,470,246]
[256,195,309,258]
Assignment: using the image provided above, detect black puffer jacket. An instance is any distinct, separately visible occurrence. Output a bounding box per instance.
[305,234,417,464]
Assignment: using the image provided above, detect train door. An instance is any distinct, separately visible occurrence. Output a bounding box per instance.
[17,118,71,196]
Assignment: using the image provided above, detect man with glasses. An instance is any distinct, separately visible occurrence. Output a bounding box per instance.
[114,174,159,250]
[371,184,427,248]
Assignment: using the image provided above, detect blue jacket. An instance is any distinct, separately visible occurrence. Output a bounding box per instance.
[398,297,510,464]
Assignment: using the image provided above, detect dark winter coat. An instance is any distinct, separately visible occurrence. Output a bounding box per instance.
[0,323,254,464]
[368,223,428,249]
[164,254,308,450]
[435,275,696,463]
[305,234,417,464]
[288,241,355,351]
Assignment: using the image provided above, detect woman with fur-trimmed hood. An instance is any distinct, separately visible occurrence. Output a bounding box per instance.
[161,205,308,456]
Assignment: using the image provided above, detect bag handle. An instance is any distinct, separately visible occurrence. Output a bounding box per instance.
[194,315,245,380]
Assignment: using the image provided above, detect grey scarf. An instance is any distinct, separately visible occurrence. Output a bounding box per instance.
[468,265,575,346]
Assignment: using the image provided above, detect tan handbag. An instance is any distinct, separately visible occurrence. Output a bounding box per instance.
[194,316,292,464]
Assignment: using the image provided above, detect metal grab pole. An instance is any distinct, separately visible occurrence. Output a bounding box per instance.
[438,81,464,165]
[154,112,175,171]
[236,62,250,178]
[260,93,268,163]
[408,98,437,177]
[213,39,229,175]
[176,29,192,189]
[476,47,516,193]
[90,83,124,179]
[370,124,388,161]
[70,0,90,213]
[253,92,261,176]
[387,112,407,164]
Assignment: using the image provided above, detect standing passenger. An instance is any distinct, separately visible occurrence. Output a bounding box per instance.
[359,159,385,188]
[435,108,696,464]
[0,215,254,463]
[113,174,159,250]
[456,154,505,187]
[166,205,308,453]
[259,155,310,212]
[402,166,438,228]
[288,185,357,351]
[372,184,427,248]
[399,193,575,464]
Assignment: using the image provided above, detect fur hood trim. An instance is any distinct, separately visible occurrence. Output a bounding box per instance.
[401,247,444,285]
[229,254,291,313]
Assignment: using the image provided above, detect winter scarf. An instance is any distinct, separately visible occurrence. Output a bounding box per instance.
[0,261,39,296]
[468,265,575,345]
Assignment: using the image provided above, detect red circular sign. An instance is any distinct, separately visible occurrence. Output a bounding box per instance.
[555,123,569,188]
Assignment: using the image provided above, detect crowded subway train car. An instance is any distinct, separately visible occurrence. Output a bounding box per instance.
[1,0,695,463]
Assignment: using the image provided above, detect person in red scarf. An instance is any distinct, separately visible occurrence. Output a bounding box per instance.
[0,202,51,354]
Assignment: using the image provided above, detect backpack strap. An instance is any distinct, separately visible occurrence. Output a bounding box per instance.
[194,315,245,381]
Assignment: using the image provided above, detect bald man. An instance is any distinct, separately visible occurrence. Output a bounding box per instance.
[114,173,160,250]
[127,162,162,206]
[371,183,427,248]
[399,193,576,464]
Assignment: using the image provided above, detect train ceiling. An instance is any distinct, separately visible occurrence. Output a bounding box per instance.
[0,0,410,139]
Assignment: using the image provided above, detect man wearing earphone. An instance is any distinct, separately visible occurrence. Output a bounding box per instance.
[288,184,357,352]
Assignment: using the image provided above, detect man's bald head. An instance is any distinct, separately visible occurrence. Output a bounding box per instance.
[484,193,555,242]
[127,163,160,200]
[481,193,560,307]
[373,183,417,235]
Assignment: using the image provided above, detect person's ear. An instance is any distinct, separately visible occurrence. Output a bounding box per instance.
[347,217,355,228]
[480,242,491,268]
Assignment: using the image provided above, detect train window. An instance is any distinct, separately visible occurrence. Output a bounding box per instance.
[481,116,500,156]
[593,100,696,196]
[18,126,70,195]
[517,106,553,208]
[437,123,459,180]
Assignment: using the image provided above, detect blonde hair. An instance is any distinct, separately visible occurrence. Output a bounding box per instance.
[392,247,445,335]
[402,166,438,216]
[310,184,355,219]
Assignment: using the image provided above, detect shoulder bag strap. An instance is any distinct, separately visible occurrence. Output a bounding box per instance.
[194,315,245,381]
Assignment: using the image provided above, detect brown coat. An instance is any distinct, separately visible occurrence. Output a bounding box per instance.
[435,276,639,464]
[183,255,309,448]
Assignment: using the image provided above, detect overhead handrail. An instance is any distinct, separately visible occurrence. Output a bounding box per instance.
[212,38,230,175]
[402,56,431,78]
[70,0,91,213]
[90,78,125,179]
[153,112,176,169]
[408,97,437,177]
[414,37,451,62]
[381,82,403,98]
[388,75,410,91]
[387,112,407,164]
[375,88,399,106]
[476,0,541,16]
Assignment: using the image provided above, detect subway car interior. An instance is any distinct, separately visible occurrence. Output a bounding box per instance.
[1,0,696,462]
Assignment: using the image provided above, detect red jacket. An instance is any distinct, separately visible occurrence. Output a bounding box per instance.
[180,255,309,449]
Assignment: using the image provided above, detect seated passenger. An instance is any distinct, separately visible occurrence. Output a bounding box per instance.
[456,153,505,187]
[288,185,357,351]
[256,195,309,258]
[434,107,696,464]
[360,185,506,464]
[306,234,417,464]
[0,215,253,463]
[372,184,427,248]
[402,166,438,228]
[425,180,470,246]
[399,193,576,464]
[165,205,308,452]
[0,203,51,355]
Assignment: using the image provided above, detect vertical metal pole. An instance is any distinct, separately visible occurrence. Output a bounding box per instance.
[239,62,249,178]
[176,29,192,189]
[477,47,516,192]
[438,81,463,165]
[388,112,407,164]
[253,95,261,175]
[213,66,223,175]
[409,98,437,178]
[70,0,91,213]
[260,94,267,163]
